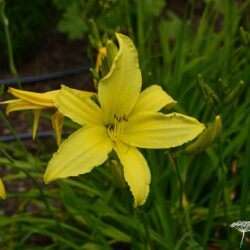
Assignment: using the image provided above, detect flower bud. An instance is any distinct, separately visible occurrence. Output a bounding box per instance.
[180,115,222,155]
[222,81,245,106]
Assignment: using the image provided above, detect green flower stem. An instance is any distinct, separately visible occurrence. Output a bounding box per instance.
[214,108,229,245]
[0,1,21,88]
[168,153,183,209]
[136,0,145,61]
[182,193,194,240]
[168,153,195,242]
[240,117,250,218]
[134,207,154,250]
[218,135,230,246]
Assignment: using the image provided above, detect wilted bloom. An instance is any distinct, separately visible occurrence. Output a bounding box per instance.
[44,33,205,206]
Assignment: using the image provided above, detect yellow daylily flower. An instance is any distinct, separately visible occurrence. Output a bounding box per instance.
[44,33,205,206]
[0,178,6,200]
[1,87,94,143]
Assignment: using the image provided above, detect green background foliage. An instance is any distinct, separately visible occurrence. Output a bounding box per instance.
[1,0,250,249]
[0,0,54,67]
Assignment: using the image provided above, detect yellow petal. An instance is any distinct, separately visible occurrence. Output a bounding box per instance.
[2,99,44,116]
[55,85,104,126]
[32,110,41,139]
[2,87,94,116]
[115,141,151,206]
[98,33,142,124]
[44,126,113,183]
[0,178,6,200]
[51,111,64,146]
[69,88,96,99]
[120,112,205,149]
[8,88,58,107]
[130,85,177,116]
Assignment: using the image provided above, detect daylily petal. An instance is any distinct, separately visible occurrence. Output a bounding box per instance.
[130,85,177,116]
[3,99,44,115]
[120,112,205,149]
[115,141,151,206]
[0,178,6,200]
[32,110,41,139]
[55,85,104,126]
[69,88,96,99]
[8,88,58,107]
[51,111,64,146]
[98,33,142,124]
[44,126,113,183]
[2,87,94,115]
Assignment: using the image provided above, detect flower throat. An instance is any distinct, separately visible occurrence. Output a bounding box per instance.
[107,114,128,142]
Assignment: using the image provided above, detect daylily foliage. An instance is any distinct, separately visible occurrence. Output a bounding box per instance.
[43,33,205,206]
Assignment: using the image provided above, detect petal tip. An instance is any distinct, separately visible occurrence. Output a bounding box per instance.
[115,32,122,38]
[0,179,6,200]
[0,195,6,200]
[133,185,150,207]
[7,87,14,94]
[0,193,6,200]
[44,176,51,185]
[44,170,54,184]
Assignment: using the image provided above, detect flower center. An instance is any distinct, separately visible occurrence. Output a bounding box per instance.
[107,114,128,142]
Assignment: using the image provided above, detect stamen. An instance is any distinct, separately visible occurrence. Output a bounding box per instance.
[107,114,128,142]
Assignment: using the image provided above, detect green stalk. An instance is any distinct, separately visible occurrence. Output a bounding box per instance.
[0,0,21,87]
[124,0,134,39]
[168,153,195,243]
[217,135,230,247]
[202,183,220,246]
[135,207,154,250]
[82,0,95,18]
[136,0,145,61]
[240,116,250,218]
[168,153,183,209]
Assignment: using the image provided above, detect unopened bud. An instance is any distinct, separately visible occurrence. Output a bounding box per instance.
[198,74,220,107]
[181,115,222,155]
[222,81,245,106]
